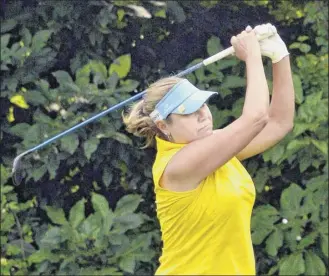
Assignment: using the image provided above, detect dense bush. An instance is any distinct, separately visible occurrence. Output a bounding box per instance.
[1,0,327,275]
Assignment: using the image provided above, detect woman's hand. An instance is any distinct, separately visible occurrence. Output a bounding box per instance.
[249,23,290,63]
[230,29,262,62]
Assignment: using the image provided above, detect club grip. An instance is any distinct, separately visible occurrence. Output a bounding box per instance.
[203,26,276,66]
[203,47,235,66]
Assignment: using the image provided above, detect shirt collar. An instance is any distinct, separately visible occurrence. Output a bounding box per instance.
[155,136,186,153]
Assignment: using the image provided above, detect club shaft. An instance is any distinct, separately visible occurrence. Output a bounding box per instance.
[26,53,233,154]
[29,91,147,153]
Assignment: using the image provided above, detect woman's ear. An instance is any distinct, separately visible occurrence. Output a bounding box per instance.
[155,120,168,133]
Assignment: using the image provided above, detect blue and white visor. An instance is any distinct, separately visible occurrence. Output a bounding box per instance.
[149,79,218,122]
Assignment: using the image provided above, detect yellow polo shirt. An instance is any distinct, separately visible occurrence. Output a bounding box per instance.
[152,136,256,275]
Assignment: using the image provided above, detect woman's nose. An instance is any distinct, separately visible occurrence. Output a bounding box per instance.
[197,104,207,120]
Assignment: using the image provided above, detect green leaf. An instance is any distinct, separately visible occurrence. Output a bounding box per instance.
[287,139,310,153]
[305,174,327,192]
[280,183,304,219]
[44,206,67,225]
[320,233,328,257]
[79,267,122,276]
[25,90,48,105]
[300,192,317,215]
[105,73,119,93]
[293,122,318,136]
[52,70,74,87]
[79,213,101,237]
[119,255,135,273]
[293,74,304,104]
[218,59,238,70]
[304,251,326,275]
[21,27,32,46]
[154,8,166,18]
[208,105,230,129]
[297,36,309,42]
[109,233,129,246]
[83,137,100,159]
[115,194,142,216]
[47,151,60,180]
[195,67,205,82]
[253,167,268,193]
[133,249,156,262]
[1,34,11,48]
[129,232,152,251]
[253,204,279,219]
[1,185,14,194]
[88,31,96,46]
[167,0,186,23]
[267,264,279,275]
[22,124,42,147]
[97,268,122,275]
[109,54,131,79]
[115,79,139,93]
[251,205,279,245]
[76,64,91,87]
[102,167,113,187]
[89,60,108,83]
[296,231,318,250]
[1,165,11,186]
[28,248,59,264]
[252,228,273,245]
[1,213,15,233]
[279,253,305,275]
[64,82,81,93]
[111,132,132,145]
[265,228,283,256]
[114,213,144,232]
[69,198,86,228]
[31,30,53,52]
[1,19,17,33]
[290,42,302,50]
[61,133,79,154]
[91,193,114,232]
[311,139,328,156]
[221,76,246,89]
[300,43,311,53]
[91,193,110,218]
[31,164,47,182]
[207,36,223,56]
[40,227,62,248]
[36,79,50,93]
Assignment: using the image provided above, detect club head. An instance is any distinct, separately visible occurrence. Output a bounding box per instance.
[12,152,29,186]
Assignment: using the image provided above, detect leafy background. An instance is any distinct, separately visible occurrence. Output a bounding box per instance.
[0,0,328,275]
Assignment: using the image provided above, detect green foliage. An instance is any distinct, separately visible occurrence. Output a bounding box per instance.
[1,0,328,275]
[1,164,36,274]
[25,193,155,275]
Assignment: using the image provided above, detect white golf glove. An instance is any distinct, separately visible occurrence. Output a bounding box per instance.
[246,23,289,63]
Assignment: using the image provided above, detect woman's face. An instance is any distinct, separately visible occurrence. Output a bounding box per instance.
[157,103,214,144]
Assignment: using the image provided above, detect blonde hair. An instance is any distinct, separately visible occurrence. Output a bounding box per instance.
[122,76,184,148]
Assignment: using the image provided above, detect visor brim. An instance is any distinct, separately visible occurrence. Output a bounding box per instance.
[171,90,218,115]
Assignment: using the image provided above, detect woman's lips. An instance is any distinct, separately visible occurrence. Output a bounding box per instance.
[199,125,210,131]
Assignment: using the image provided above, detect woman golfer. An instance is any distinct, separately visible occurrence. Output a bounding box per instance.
[123,24,294,275]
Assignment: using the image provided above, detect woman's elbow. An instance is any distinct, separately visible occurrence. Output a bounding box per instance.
[280,121,294,136]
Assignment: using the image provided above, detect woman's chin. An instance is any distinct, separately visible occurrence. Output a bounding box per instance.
[199,129,213,139]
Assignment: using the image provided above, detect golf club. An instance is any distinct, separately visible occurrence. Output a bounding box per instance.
[12,25,277,186]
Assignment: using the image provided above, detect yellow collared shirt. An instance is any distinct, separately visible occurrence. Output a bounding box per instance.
[152,136,256,275]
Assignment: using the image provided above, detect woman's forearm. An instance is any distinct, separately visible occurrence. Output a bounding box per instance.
[269,56,295,128]
[242,55,270,116]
